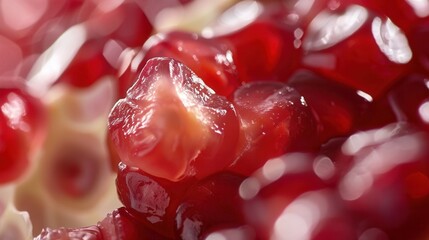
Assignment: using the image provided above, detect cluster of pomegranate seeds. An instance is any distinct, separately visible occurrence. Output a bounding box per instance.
[5,0,429,239]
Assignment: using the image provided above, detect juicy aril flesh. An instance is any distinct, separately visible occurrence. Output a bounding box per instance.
[108,57,239,181]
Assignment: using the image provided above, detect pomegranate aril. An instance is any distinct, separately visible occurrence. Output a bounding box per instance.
[58,39,116,88]
[115,48,139,99]
[115,162,192,238]
[288,70,371,143]
[98,207,169,240]
[108,57,239,181]
[175,172,246,240]
[337,123,429,237]
[34,207,167,240]
[409,19,429,75]
[138,31,240,96]
[0,82,46,184]
[35,225,102,240]
[258,0,330,29]
[205,9,302,83]
[0,35,23,76]
[343,0,429,33]
[272,189,357,240]
[240,153,328,240]
[87,2,153,48]
[302,5,413,98]
[229,81,318,176]
[387,74,429,129]
[203,226,256,240]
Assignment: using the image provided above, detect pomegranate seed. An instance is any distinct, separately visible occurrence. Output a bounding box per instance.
[302,5,413,98]
[34,207,167,240]
[139,31,240,96]
[338,123,429,238]
[0,82,45,184]
[108,57,239,181]
[115,162,193,238]
[229,81,318,175]
[387,74,429,130]
[209,18,301,83]
[58,39,116,88]
[175,172,245,240]
[240,153,327,239]
[289,70,371,143]
[409,19,429,75]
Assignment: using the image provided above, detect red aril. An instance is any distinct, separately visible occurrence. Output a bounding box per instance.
[357,99,397,131]
[138,31,240,96]
[270,189,357,240]
[204,226,256,240]
[108,57,239,181]
[35,226,102,240]
[0,82,45,184]
[387,74,429,130]
[98,207,169,240]
[240,153,328,240]
[58,39,116,88]
[302,5,413,99]
[85,1,153,48]
[258,0,330,29]
[337,123,429,239]
[0,35,23,76]
[34,207,168,240]
[204,11,302,83]
[175,172,245,240]
[115,47,139,99]
[288,70,371,143]
[115,162,193,238]
[408,19,429,75]
[229,81,318,176]
[339,0,429,33]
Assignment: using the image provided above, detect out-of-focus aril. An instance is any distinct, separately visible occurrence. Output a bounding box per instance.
[108,57,239,181]
[220,21,300,83]
[409,18,429,75]
[0,35,23,76]
[229,81,318,175]
[153,0,237,33]
[85,1,153,48]
[271,189,357,240]
[337,123,429,239]
[302,4,413,98]
[240,153,334,240]
[387,74,429,130]
[204,226,255,240]
[340,0,429,32]
[288,70,371,143]
[0,82,46,184]
[140,31,240,96]
[204,4,302,83]
[58,39,117,88]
